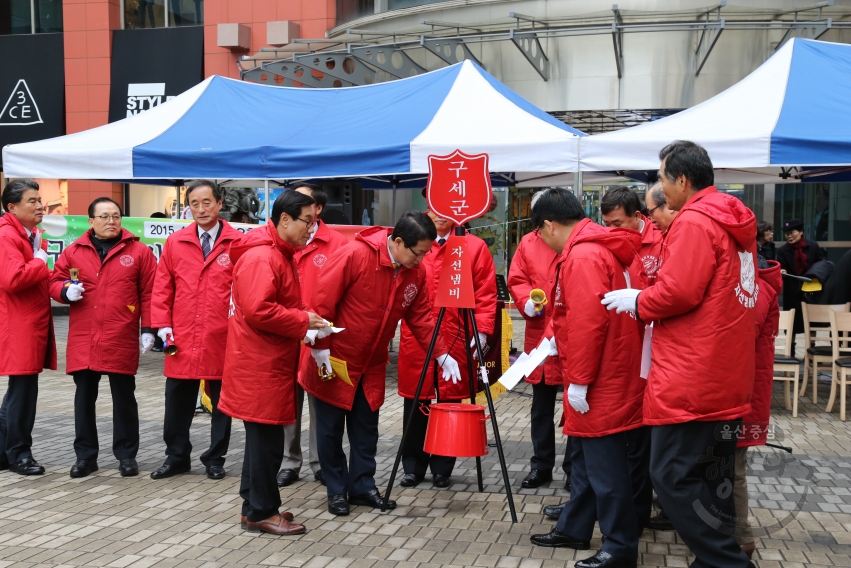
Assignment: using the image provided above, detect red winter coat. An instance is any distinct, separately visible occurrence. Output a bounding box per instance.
[554,219,646,437]
[151,221,241,380]
[739,260,782,448]
[49,229,156,376]
[637,187,758,425]
[639,215,664,283]
[0,214,56,375]
[397,233,496,400]
[219,224,309,425]
[301,226,447,411]
[507,230,563,386]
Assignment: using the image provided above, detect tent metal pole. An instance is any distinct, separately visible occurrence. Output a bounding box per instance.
[175,185,180,219]
[392,181,398,221]
[264,180,270,223]
[573,171,583,199]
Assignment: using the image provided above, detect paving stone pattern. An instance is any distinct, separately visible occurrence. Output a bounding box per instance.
[0,315,848,567]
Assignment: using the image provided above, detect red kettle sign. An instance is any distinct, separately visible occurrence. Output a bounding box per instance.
[426,150,492,226]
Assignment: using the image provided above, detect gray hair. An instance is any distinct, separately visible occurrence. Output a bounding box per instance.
[649,182,666,208]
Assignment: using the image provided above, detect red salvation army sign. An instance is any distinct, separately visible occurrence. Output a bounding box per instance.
[426,150,493,225]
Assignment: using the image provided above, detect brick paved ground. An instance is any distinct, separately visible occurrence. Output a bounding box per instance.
[0,314,849,567]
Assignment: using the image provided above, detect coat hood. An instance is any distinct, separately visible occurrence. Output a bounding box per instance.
[355,226,392,250]
[758,259,783,297]
[683,187,757,250]
[229,223,292,263]
[569,218,641,267]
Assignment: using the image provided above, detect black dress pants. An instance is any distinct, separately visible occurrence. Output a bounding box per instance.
[240,421,285,522]
[314,381,379,497]
[73,370,139,461]
[530,380,572,477]
[650,420,751,568]
[163,378,231,467]
[626,426,653,531]
[402,397,456,478]
[556,432,639,561]
[0,375,39,464]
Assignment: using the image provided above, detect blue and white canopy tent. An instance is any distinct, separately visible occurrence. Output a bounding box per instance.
[2,61,583,188]
[580,38,851,184]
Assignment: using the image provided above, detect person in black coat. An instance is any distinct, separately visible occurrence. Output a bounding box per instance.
[776,218,825,352]
[756,221,775,261]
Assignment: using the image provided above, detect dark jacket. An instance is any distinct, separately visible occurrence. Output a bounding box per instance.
[757,240,776,261]
[823,249,851,305]
[776,240,824,276]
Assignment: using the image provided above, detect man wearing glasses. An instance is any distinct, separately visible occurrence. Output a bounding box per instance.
[151,180,242,480]
[49,197,157,478]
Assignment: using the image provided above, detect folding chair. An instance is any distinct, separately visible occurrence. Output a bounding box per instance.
[800,302,850,404]
[826,311,851,421]
[774,310,800,417]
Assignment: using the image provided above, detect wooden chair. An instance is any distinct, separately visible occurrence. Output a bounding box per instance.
[826,311,851,421]
[801,302,851,404]
[774,310,800,417]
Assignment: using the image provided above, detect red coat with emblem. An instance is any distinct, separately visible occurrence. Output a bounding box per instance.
[301,226,447,411]
[553,219,646,437]
[0,214,56,375]
[639,215,664,283]
[296,220,350,384]
[507,230,563,386]
[739,260,781,448]
[219,223,309,425]
[637,187,758,425]
[397,232,496,400]
[151,221,241,380]
[49,229,156,375]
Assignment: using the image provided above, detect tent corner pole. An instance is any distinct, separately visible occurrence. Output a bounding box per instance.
[264,180,270,223]
[573,171,583,200]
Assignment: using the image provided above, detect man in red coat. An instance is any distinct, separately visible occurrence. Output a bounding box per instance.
[220,190,327,536]
[601,187,664,284]
[395,209,496,488]
[302,212,459,516]
[603,141,758,568]
[0,179,56,475]
[278,183,348,488]
[507,203,571,491]
[49,197,157,478]
[151,180,242,481]
[529,189,646,568]
[645,182,677,233]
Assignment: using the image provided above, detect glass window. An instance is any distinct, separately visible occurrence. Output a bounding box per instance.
[1,0,33,35]
[34,0,62,33]
[336,0,373,26]
[123,0,202,29]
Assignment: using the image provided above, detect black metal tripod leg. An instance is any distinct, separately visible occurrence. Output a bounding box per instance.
[462,309,485,492]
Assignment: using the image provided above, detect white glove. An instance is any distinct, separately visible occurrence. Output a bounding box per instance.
[312,349,331,372]
[567,384,590,414]
[316,325,333,340]
[470,332,488,360]
[524,298,540,318]
[141,333,155,353]
[32,231,41,253]
[549,337,558,357]
[436,353,461,384]
[33,249,48,264]
[157,327,174,343]
[601,288,641,314]
[65,283,85,302]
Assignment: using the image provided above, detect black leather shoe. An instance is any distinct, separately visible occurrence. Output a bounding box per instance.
[10,457,45,476]
[70,459,98,478]
[400,473,422,487]
[350,489,396,510]
[206,465,225,480]
[564,478,571,491]
[150,462,190,479]
[0,462,8,471]
[276,468,298,487]
[646,512,675,531]
[522,469,553,488]
[530,529,590,549]
[433,474,450,488]
[328,494,349,516]
[119,458,138,477]
[575,550,636,568]
[543,503,566,520]
[314,470,325,486]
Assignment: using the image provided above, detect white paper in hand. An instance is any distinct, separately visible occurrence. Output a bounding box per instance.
[498,352,530,391]
[305,326,346,344]
[640,323,653,379]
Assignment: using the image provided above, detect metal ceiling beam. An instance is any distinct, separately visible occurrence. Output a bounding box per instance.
[293,53,378,85]
[348,44,426,79]
[265,60,355,88]
[508,12,547,29]
[242,67,300,87]
[775,18,832,50]
[695,19,724,76]
[612,4,624,79]
[420,36,481,66]
[509,29,549,80]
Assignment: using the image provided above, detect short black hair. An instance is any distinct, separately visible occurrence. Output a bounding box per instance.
[390,211,437,248]
[2,179,39,212]
[601,186,641,216]
[185,179,222,202]
[531,188,584,229]
[291,183,327,210]
[150,212,167,218]
[649,183,666,208]
[88,197,122,218]
[757,220,773,240]
[271,190,315,227]
[659,140,714,191]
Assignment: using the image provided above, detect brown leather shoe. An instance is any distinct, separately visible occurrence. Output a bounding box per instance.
[741,541,755,559]
[244,513,305,535]
[240,512,294,531]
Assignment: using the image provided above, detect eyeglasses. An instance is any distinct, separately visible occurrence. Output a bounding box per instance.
[406,245,430,259]
[295,217,316,229]
[647,205,661,216]
[94,215,121,222]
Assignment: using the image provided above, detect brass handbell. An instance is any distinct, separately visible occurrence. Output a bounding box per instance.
[69,268,81,282]
[318,364,336,381]
[164,339,178,356]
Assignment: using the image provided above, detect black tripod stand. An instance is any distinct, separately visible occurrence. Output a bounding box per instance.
[382,226,517,522]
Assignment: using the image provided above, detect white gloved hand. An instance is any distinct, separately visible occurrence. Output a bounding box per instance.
[141,333,155,353]
[524,298,540,318]
[470,332,488,360]
[436,353,461,384]
[312,349,331,372]
[65,283,85,302]
[567,384,590,414]
[601,288,641,314]
[33,249,48,264]
[316,324,334,340]
[157,327,174,343]
[548,337,558,357]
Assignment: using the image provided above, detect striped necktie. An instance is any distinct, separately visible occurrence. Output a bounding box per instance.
[201,232,211,259]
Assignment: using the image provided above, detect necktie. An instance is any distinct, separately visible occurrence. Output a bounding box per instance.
[438,238,446,247]
[201,232,211,259]
[28,233,35,249]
